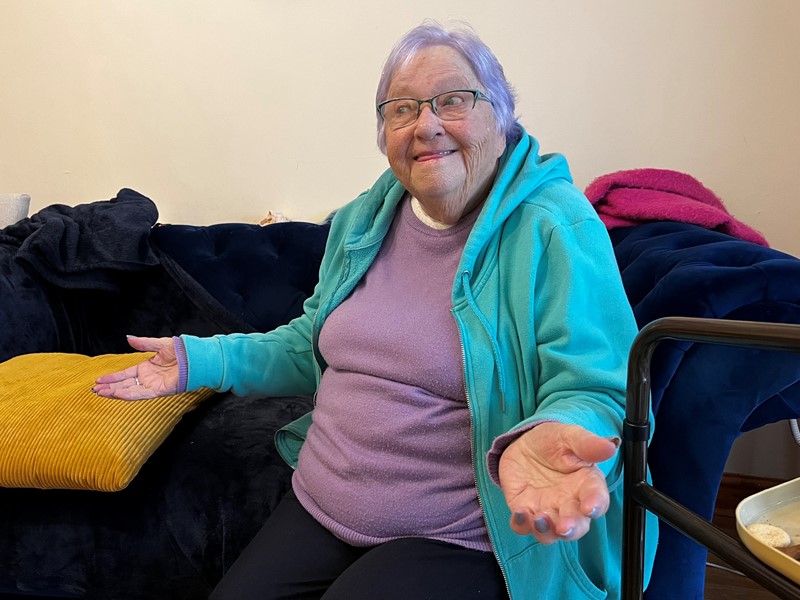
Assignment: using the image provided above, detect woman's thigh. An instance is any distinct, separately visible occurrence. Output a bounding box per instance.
[209,491,365,600]
[323,538,508,600]
[211,491,507,600]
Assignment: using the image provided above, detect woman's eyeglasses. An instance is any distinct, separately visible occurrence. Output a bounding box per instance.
[377,89,492,130]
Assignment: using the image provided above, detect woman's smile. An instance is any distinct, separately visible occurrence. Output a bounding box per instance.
[415,149,456,162]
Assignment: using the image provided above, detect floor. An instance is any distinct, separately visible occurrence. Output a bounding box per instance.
[705,557,782,599]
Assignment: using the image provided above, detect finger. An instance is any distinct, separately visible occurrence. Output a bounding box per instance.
[122,380,160,401]
[93,376,153,401]
[508,498,596,543]
[510,510,554,541]
[567,428,620,465]
[578,470,612,519]
[530,470,609,541]
[93,375,139,395]
[126,336,170,353]
[525,512,562,545]
[95,364,140,385]
[510,508,576,545]
[551,514,591,541]
[547,494,594,541]
[510,510,534,536]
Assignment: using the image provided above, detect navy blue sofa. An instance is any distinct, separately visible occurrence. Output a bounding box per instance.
[0,190,325,599]
[1,191,799,599]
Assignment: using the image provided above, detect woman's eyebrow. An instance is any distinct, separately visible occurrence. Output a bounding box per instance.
[388,76,474,98]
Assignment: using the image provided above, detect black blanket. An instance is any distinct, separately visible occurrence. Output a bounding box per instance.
[0,190,329,361]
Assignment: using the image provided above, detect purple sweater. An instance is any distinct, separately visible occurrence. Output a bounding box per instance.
[292,196,491,551]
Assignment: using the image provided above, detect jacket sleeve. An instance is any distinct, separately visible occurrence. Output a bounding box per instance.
[179,211,349,398]
[180,294,321,397]
[511,217,638,480]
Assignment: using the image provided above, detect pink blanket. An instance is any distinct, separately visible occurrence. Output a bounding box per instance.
[584,168,769,246]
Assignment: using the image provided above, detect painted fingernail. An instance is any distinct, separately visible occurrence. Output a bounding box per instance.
[608,436,622,448]
[589,506,601,519]
[513,512,527,526]
[561,527,575,539]
[534,518,549,533]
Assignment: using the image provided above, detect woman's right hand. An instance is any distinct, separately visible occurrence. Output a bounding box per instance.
[93,336,180,401]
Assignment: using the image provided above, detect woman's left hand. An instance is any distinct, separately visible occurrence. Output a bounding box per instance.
[497,422,620,544]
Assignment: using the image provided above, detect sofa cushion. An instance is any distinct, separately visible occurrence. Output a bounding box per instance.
[150,220,330,333]
[0,352,213,492]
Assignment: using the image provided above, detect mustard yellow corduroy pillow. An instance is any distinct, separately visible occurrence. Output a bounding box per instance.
[0,352,214,492]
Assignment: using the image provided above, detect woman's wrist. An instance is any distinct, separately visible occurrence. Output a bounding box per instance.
[173,336,189,393]
[486,420,555,486]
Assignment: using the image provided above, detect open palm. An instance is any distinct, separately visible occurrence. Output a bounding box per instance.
[498,422,619,544]
[93,336,180,400]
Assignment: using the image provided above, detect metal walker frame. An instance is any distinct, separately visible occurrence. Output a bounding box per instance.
[622,316,800,599]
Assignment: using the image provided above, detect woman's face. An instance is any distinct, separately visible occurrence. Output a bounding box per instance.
[383,45,507,225]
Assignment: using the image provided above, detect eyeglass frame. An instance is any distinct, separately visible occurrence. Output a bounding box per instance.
[376,89,493,128]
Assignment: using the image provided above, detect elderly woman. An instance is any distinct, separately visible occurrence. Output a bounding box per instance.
[95,21,657,600]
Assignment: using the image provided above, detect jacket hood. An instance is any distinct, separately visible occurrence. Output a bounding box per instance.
[457,127,574,279]
[341,171,406,251]
[343,127,573,267]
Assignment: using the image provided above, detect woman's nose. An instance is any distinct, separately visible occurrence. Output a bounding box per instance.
[413,104,445,138]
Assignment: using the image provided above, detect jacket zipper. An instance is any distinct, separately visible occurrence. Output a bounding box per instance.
[458,272,506,412]
[310,305,322,405]
[454,308,512,599]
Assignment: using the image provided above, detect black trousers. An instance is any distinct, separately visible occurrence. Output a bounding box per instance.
[210,491,508,600]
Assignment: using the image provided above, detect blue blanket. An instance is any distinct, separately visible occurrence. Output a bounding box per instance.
[610,221,800,599]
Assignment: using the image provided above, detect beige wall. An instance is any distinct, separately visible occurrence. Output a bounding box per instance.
[1,0,798,256]
[727,422,800,480]
[1,2,799,477]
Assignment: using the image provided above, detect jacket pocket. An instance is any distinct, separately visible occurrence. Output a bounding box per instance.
[274,411,313,468]
[506,540,608,600]
[558,541,608,599]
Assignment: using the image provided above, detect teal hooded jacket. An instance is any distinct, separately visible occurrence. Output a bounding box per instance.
[182,130,658,599]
